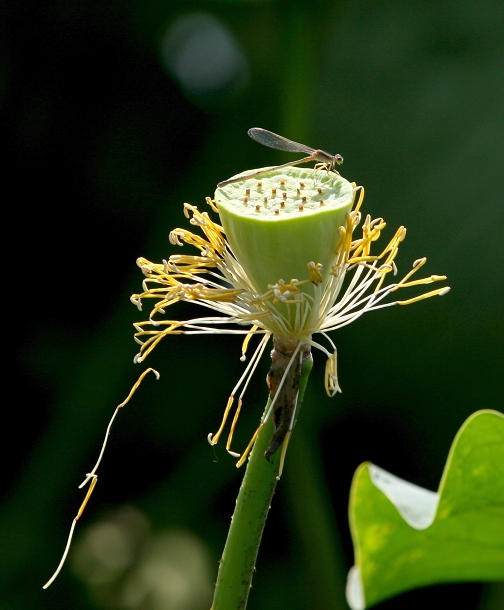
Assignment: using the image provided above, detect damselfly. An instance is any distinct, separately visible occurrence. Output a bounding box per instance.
[217,127,344,187]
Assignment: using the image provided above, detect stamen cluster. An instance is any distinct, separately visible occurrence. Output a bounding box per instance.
[130,167,449,465]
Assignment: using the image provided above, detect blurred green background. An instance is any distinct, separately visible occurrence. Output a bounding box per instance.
[2,0,503,609]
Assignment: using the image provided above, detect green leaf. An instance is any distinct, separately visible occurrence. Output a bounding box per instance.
[346,410,504,609]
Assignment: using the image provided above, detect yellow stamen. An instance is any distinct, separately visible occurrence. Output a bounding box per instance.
[135,324,184,361]
[76,475,98,520]
[397,257,427,283]
[43,475,98,589]
[226,398,243,457]
[183,285,244,302]
[392,275,447,290]
[208,396,234,446]
[205,196,219,213]
[44,368,159,589]
[352,184,366,214]
[349,219,386,259]
[254,279,310,304]
[325,351,342,397]
[371,226,407,293]
[241,325,259,361]
[396,287,450,305]
[278,430,292,478]
[307,261,324,285]
[337,213,354,265]
[347,255,379,265]
[236,424,263,468]
[170,254,219,267]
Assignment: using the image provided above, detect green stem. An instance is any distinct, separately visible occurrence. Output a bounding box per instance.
[285,426,348,609]
[211,354,314,610]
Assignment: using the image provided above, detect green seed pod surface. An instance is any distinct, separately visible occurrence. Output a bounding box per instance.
[215,166,354,297]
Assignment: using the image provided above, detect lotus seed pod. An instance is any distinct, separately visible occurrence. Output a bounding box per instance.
[215,166,354,298]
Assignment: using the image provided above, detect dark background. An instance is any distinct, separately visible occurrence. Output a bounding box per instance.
[2,0,503,609]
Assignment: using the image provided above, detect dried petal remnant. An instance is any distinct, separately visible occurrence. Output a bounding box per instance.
[265,338,310,460]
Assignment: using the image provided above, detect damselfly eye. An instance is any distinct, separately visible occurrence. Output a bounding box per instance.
[336,155,344,165]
